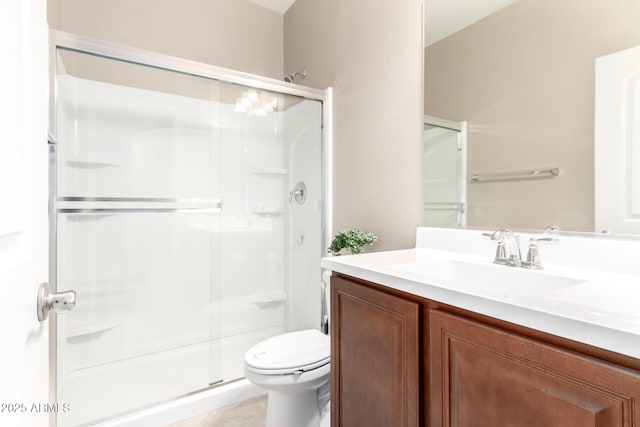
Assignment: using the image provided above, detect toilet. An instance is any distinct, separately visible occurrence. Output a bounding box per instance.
[244,329,331,427]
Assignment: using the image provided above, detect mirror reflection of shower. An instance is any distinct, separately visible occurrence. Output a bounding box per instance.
[283,69,307,83]
[423,115,467,227]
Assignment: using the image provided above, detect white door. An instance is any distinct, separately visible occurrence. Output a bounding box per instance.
[595,44,640,234]
[0,1,50,426]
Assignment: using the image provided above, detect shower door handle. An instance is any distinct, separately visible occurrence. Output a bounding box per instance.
[37,282,77,321]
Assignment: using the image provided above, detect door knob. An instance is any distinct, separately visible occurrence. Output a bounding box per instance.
[37,282,76,321]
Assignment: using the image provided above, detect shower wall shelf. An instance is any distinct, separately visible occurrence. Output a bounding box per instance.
[470,167,560,182]
[249,290,287,307]
[64,214,114,222]
[251,206,283,216]
[251,167,288,175]
[65,319,121,339]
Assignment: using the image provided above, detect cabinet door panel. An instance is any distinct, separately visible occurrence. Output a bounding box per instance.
[332,277,420,427]
[430,310,640,427]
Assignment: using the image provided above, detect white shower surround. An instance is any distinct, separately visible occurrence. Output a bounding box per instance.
[53,39,328,426]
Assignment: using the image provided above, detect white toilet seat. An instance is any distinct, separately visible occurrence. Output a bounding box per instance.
[244,329,330,375]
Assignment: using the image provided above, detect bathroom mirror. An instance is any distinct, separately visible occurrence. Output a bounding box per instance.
[424,0,640,236]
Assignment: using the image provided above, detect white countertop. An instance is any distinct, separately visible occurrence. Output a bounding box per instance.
[321,227,640,359]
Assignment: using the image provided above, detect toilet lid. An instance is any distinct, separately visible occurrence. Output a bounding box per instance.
[245,329,330,375]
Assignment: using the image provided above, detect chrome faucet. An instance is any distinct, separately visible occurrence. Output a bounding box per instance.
[483,229,522,266]
[483,229,559,269]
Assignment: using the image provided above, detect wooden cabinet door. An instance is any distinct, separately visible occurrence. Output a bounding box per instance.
[430,310,640,427]
[331,276,420,427]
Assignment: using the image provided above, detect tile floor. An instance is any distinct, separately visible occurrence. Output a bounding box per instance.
[169,395,267,427]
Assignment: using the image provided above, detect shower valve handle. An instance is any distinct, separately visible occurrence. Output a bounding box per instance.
[289,182,307,204]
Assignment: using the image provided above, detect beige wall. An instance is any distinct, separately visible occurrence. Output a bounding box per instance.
[283,2,335,90]
[425,0,640,232]
[285,0,424,251]
[48,0,284,79]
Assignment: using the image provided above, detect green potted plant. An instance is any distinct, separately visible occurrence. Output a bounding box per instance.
[328,229,378,255]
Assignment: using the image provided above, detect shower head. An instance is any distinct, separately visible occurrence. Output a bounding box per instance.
[283,69,307,83]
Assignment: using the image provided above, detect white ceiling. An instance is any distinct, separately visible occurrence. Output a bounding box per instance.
[424,0,520,47]
[248,0,297,14]
[248,0,520,46]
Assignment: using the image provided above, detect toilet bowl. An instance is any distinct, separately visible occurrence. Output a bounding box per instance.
[244,329,330,427]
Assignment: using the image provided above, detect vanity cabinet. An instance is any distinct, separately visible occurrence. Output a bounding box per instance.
[331,275,420,427]
[430,310,640,427]
[331,273,640,427]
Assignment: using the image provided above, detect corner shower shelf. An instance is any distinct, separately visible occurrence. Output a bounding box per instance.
[251,206,283,216]
[251,167,288,176]
[65,319,121,339]
[249,290,287,307]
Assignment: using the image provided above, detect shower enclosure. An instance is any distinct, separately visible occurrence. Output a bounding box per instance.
[423,115,467,227]
[49,31,331,426]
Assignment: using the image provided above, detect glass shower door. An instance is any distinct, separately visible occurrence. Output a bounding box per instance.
[51,37,327,425]
[213,83,324,379]
[53,49,222,426]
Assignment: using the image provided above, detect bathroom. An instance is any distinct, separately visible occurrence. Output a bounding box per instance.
[3,0,640,426]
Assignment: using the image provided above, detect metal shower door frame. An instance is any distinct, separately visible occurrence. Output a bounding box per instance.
[48,30,333,426]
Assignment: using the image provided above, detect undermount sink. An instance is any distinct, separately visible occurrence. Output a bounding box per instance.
[391,259,586,300]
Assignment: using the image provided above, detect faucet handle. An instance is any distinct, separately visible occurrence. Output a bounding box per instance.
[531,236,559,244]
[494,240,508,264]
[482,229,513,265]
[545,225,562,235]
[482,228,512,241]
[521,236,558,269]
